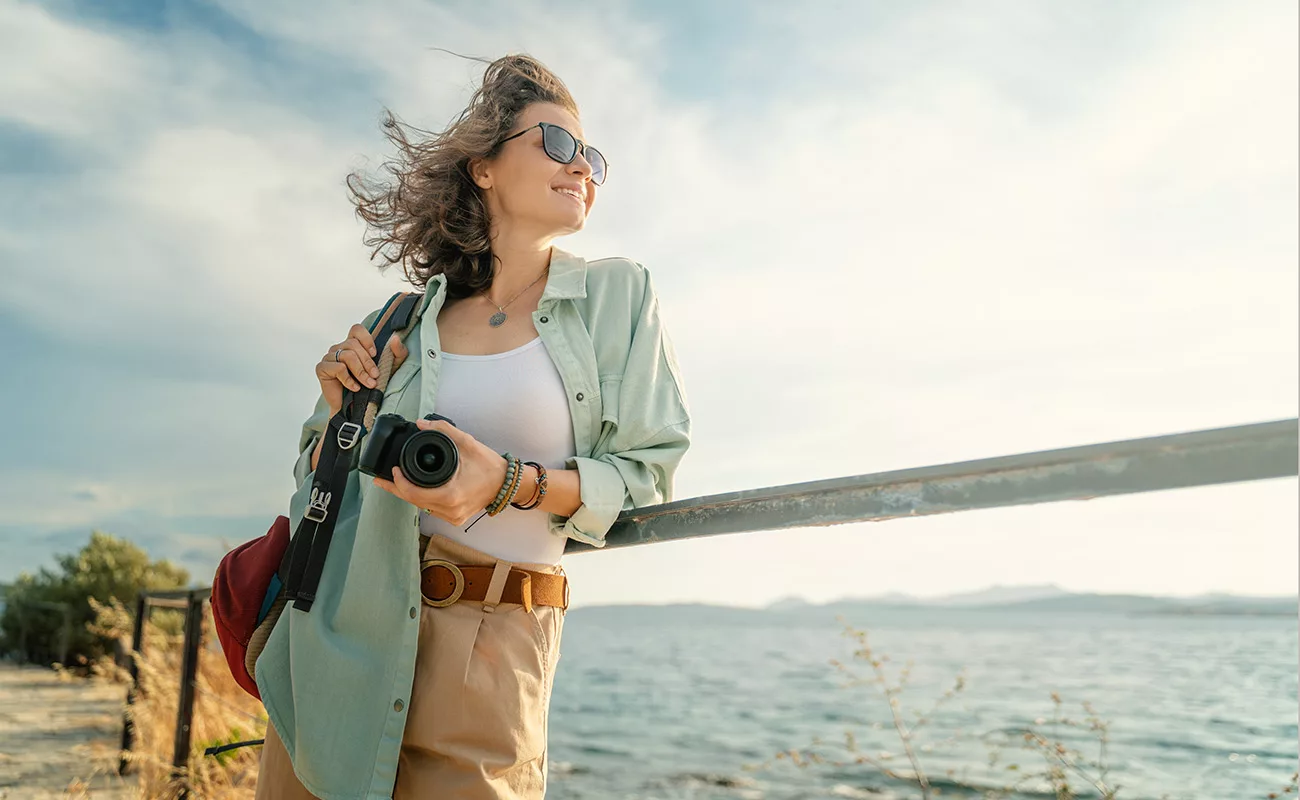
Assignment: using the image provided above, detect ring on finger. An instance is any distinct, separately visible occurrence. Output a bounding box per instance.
[334,348,344,362]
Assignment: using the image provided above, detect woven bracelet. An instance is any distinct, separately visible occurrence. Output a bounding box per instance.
[510,461,548,510]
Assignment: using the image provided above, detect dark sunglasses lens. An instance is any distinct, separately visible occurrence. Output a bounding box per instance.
[542,124,577,163]
[585,147,607,185]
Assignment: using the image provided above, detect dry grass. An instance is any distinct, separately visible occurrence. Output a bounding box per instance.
[754,619,1122,800]
[89,599,264,799]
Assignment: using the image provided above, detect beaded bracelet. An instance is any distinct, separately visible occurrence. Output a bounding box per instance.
[485,454,519,516]
[502,456,524,512]
[510,461,548,511]
[488,452,517,517]
[504,455,524,514]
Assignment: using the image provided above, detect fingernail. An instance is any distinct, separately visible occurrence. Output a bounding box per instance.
[370,367,379,378]
[371,347,377,356]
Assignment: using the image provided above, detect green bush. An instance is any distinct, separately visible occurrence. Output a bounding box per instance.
[0,530,189,667]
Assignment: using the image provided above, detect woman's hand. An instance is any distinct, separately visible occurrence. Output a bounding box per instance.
[315,323,409,415]
[369,419,512,526]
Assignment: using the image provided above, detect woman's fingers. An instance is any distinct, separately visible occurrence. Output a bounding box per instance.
[318,360,362,392]
[316,321,402,408]
[389,332,408,361]
[341,336,380,378]
[348,324,378,360]
[337,346,379,388]
[373,467,417,506]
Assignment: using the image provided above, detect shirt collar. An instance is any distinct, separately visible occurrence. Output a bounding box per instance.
[540,246,588,301]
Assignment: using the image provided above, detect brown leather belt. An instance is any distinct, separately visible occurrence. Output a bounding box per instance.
[420,559,568,612]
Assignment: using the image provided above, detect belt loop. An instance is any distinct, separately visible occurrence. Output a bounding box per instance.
[516,570,534,614]
[482,560,513,613]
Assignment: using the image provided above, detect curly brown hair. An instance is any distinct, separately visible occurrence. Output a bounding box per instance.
[346,53,580,299]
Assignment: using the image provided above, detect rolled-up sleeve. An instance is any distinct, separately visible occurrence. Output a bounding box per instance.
[549,265,692,546]
[554,419,690,546]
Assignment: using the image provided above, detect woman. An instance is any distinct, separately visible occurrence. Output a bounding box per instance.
[254,54,692,798]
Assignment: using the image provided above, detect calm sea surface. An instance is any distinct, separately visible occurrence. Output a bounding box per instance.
[546,608,1297,800]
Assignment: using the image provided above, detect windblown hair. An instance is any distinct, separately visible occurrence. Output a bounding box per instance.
[347,53,579,299]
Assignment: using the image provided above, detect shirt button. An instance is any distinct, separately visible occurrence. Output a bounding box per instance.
[394,699,405,712]
[409,606,417,619]
[575,392,584,401]
[426,349,437,359]
[539,316,549,324]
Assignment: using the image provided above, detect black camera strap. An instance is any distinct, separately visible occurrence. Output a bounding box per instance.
[282,291,423,613]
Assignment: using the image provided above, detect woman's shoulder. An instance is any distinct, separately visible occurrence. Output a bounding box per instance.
[582,255,656,301]
[585,254,644,272]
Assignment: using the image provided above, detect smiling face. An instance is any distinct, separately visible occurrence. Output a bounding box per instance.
[469,102,598,240]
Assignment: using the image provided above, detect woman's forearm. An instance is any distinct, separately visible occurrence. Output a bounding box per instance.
[312,434,581,520]
[519,464,582,519]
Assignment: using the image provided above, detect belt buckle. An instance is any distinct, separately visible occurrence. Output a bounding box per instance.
[561,577,570,611]
[420,559,465,608]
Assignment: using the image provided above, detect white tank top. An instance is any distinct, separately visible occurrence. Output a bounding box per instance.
[418,336,576,565]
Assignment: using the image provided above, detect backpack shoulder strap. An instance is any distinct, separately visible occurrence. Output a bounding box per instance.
[281,291,423,613]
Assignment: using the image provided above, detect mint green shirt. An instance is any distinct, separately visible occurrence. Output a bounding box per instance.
[255,249,692,799]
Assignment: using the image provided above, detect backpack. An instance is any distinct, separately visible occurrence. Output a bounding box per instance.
[210,291,422,699]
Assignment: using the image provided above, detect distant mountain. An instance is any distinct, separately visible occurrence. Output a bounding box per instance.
[976,593,1179,614]
[928,584,1072,607]
[765,596,810,611]
[581,587,1296,622]
[812,584,1072,609]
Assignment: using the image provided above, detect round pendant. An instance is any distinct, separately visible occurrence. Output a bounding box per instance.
[489,311,507,327]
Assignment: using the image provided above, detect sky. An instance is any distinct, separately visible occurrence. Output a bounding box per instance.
[1,0,1296,607]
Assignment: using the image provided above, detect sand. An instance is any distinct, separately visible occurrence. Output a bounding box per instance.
[0,662,136,799]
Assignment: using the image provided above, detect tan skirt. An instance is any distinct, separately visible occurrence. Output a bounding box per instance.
[255,534,566,799]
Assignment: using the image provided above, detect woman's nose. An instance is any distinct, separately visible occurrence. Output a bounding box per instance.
[568,150,593,179]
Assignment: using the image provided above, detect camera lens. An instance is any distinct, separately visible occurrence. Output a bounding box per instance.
[399,430,459,488]
[416,447,443,473]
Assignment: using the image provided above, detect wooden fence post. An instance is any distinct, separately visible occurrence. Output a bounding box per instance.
[118,592,148,776]
[170,591,205,797]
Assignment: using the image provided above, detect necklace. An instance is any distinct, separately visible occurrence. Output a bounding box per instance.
[481,265,549,327]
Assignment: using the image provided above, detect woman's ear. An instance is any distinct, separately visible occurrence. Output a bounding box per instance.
[467,156,493,190]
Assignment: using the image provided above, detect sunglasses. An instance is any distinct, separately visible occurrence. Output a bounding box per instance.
[496,122,608,186]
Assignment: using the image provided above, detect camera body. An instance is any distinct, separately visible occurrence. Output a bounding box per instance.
[357,413,460,488]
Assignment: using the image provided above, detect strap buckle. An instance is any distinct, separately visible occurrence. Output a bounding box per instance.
[420,559,465,608]
[304,487,331,523]
[337,422,363,450]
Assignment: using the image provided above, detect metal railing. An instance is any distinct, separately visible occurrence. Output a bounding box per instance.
[569,418,1298,551]
[115,417,1298,795]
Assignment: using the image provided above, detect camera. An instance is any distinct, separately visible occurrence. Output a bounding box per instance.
[358,413,460,488]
